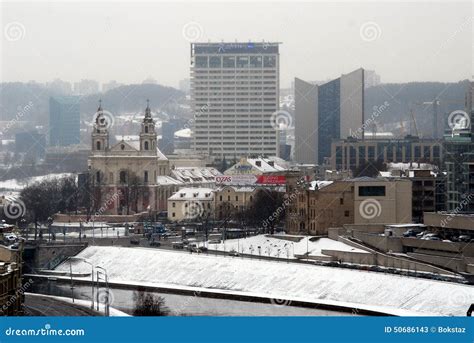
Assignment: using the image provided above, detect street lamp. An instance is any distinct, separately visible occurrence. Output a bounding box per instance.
[68,257,94,309]
[47,217,53,243]
[96,266,110,316]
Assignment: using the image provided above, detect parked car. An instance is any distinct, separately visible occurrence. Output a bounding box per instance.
[421,233,441,241]
[403,229,418,237]
[458,235,472,243]
[150,241,161,247]
[172,242,184,249]
[228,250,240,257]
[130,239,140,245]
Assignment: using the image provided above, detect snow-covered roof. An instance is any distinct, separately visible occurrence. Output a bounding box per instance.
[246,158,286,172]
[171,167,221,183]
[156,175,183,185]
[169,187,214,201]
[309,180,333,190]
[174,128,192,139]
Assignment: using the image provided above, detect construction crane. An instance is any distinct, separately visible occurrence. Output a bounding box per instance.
[413,98,464,138]
[409,107,420,137]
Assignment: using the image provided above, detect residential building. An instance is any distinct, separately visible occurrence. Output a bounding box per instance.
[49,96,81,147]
[330,137,443,171]
[214,186,257,220]
[167,187,214,221]
[286,174,412,235]
[0,242,23,316]
[191,42,280,160]
[294,68,364,165]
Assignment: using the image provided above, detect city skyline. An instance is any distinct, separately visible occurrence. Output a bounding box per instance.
[2,1,472,88]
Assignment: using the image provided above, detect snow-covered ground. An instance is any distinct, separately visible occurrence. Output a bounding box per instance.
[25,292,129,317]
[55,246,474,316]
[0,173,74,191]
[206,235,368,259]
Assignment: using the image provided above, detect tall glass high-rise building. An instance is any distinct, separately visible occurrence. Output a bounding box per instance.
[190,42,280,160]
[49,96,80,147]
[294,68,364,165]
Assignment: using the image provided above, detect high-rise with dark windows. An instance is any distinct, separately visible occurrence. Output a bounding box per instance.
[191,42,280,160]
[49,96,80,147]
[294,68,364,165]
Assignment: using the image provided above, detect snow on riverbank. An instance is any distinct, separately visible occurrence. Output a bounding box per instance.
[206,235,368,259]
[55,246,474,316]
[0,173,74,191]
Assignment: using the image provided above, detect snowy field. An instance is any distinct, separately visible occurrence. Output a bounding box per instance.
[56,246,474,316]
[206,235,368,259]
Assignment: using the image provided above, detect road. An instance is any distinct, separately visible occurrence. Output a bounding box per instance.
[24,294,100,316]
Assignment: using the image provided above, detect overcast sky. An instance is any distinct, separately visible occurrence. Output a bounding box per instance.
[1,0,472,88]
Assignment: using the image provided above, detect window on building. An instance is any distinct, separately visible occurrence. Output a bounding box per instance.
[344,211,350,217]
[145,126,149,133]
[144,171,148,183]
[223,56,235,68]
[96,141,101,150]
[172,202,175,208]
[195,56,208,68]
[209,56,222,68]
[358,186,386,197]
[96,171,101,183]
[235,195,239,201]
[340,198,344,205]
[263,56,276,67]
[119,171,127,184]
[172,212,175,217]
[144,141,149,150]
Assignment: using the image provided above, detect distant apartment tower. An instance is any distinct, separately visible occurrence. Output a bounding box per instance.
[49,96,80,147]
[294,68,364,165]
[191,42,280,160]
[364,70,381,88]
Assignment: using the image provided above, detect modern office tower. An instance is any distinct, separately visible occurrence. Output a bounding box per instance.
[190,42,280,161]
[294,68,364,165]
[444,82,474,212]
[49,96,80,147]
